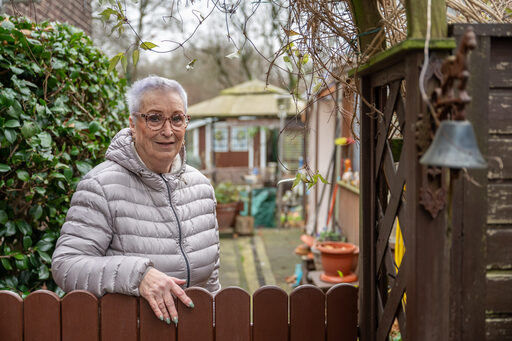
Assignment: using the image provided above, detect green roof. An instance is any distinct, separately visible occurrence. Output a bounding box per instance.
[188,79,304,118]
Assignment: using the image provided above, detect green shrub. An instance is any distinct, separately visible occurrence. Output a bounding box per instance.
[214,182,241,204]
[0,16,128,296]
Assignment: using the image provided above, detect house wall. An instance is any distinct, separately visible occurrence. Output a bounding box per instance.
[215,151,248,168]
[336,86,359,245]
[305,97,337,236]
[2,0,92,36]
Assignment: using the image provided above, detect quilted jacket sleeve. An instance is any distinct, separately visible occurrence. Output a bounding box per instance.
[51,177,152,297]
[205,245,221,295]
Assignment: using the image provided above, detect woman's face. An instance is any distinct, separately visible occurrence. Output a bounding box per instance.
[129,89,186,174]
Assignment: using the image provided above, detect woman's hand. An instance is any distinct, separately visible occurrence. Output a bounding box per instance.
[139,267,194,325]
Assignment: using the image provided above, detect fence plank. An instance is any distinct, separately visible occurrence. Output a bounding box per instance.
[215,287,250,341]
[326,284,358,341]
[290,285,325,341]
[101,294,138,341]
[0,290,23,341]
[24,290,61,341]
[177,287,214,341]
[62,290,99,341]
[140,295,176,341]
[253,286,288,341]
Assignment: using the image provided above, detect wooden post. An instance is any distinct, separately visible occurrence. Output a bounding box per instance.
[347,0,386,53]
[405,0,447,38]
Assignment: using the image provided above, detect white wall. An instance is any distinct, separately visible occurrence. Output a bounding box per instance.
[305,98,337,236]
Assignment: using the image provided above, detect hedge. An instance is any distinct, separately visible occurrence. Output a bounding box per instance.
[0,16,128,296]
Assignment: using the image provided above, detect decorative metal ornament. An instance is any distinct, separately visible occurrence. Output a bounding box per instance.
[418,27,486,218]
[420,121,486,169]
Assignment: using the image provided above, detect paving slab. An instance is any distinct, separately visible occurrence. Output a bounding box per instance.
[219,227,303,294]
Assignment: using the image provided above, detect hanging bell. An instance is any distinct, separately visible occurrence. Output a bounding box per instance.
[420,120,486,169]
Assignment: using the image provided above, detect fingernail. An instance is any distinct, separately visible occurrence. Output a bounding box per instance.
[159,315,164,321]
[188,301,195,308]
[165,318,171,325]
[173,317,178,326]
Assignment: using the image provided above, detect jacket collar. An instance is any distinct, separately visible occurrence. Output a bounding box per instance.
[105,128,187,189]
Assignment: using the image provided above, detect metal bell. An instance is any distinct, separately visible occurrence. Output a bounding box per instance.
[420,120,486,169]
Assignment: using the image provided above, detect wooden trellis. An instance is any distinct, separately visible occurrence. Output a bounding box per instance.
[358,44,456,340]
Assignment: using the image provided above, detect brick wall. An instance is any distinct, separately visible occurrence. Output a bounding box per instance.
[2,0,92,36]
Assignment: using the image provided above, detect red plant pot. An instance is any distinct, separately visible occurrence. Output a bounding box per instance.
[315,241,359,283]
[216,202,242,229]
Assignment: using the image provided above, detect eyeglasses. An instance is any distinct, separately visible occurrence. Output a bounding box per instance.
[134,112,191,131]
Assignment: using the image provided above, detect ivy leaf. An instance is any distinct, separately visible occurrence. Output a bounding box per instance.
[23,236,32,249]
[4,119,20,128]
[15,256,29,270]
[37,250,51,263]
[88,121,100,134]
[30,205,43,220]
[34,186,46,195]
[38,264,49,280]
[140,41,157,50]
[35,239,52,252]
[37,131,52,148]
[5,221,16,236]
[16,170,30,181]
[21,121,38,138]
[0,164,10,172]
[9,66,24,75]
[4,128,18,143]
[16,220,32,236]
[1,259,12,271]
[0,209,7,224]
[76,161,92,175]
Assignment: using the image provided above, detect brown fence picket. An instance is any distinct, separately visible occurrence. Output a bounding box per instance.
[0,290,23,341]
[61,290,99,341]
[326,284,358,341]
[290,285,326,341]
[140,294,176,341]
[101,294,138,341]
[177,287,214,341]
[253,286,289,341]
[24,290,61,341]
[215,287,251,341]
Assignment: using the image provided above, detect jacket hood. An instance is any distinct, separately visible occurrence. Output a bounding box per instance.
[105,128,187,186]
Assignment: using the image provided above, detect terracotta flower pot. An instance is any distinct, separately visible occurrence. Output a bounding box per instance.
[216,201,243,229]
[316,241,359,283]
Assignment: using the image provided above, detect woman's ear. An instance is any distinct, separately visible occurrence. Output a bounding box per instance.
[129,116,136,139]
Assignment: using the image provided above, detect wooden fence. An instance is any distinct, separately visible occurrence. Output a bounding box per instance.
[0,284,358,341]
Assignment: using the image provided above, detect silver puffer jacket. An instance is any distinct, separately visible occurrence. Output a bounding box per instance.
[52,128,220,297]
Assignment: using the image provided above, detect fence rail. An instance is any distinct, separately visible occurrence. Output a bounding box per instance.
[0,284,358,341]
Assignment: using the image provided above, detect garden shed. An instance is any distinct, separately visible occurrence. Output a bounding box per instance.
[185,79,305,184]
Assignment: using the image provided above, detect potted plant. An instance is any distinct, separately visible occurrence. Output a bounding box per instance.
[310,229,344,271]
[215,182,243,230]
[315,235,359,283]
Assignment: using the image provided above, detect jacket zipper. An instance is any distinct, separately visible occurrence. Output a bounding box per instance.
[161,175,191,287]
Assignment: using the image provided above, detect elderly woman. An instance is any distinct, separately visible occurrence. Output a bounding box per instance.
[52,76,220,326]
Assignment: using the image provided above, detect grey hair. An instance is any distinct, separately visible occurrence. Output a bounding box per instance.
[126,76,188,121]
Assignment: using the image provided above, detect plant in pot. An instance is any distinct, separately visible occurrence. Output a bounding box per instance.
[310,229,344,271]
[315,229,359,283]
[215,182,244,230]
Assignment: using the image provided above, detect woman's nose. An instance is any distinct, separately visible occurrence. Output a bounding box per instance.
[160,119,174,136]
